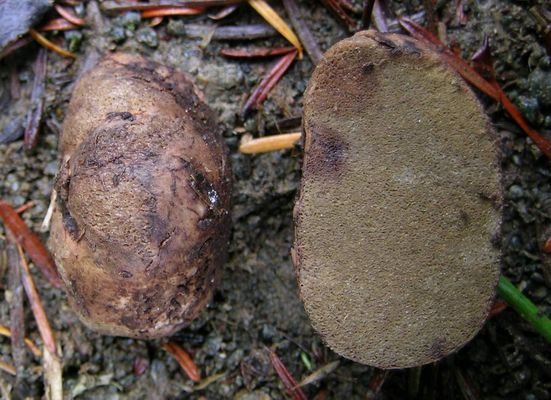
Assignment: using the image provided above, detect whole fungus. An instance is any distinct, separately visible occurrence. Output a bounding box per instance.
[49,53,231,339]
[293,31,502,369]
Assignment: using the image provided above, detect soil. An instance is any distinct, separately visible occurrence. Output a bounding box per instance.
[0,0,551,399]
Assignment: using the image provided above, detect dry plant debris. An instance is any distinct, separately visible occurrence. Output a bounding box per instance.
[162,341,201,382]
[0,200,61,287]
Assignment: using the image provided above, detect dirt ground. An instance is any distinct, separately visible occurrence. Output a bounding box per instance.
[1,0,551,399]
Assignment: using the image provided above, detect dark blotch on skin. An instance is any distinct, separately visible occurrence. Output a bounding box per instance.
[362,63,374,74]
[106,111,135,121]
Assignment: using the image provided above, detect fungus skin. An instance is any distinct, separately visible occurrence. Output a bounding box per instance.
[294,31,502,369]
[49,53,231,339]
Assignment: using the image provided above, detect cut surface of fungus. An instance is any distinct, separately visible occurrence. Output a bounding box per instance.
[294,30,501,369]
[49,53,231,339]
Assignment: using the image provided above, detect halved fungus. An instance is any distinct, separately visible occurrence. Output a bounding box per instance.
[293,31,502,369]
[49,54,231,339]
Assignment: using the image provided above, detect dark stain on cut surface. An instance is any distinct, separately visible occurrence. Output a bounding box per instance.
[429,337,447,360]
[305,123,349,180]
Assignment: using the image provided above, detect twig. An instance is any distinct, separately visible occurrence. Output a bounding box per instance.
[0,36,33,60]
[54,4,86,26]
[318,0,357,31]
[372,0,388,32]
[220,46,295,58]
[248,0,303,58]
[241,49,297,117]
[101,0,242,12]
[0,200,62,287]
[29,29,76,59]
[208,4,238,19]
[268,348,307,400]
[24,48,47,150]
[240,132,301,153]
[282,0,323,65]
[6,235,27,377]
[399,17,551,160]
[17,245,63,399]
[361,0,375,30]
[265,115,302,133]
[43,347,63,400]
[184,24,277,40]
[498,275,551,343]
[162,341,201,382]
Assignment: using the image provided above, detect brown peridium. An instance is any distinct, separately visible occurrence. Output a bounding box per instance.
[293,31,502,369]
[49,53,231,339]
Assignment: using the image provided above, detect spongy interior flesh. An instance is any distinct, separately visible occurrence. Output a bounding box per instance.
[296,31,501,369]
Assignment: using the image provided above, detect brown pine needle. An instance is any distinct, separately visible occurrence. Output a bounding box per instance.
[29,29,76,59]
[282,0,322,65]
[39,18,79,32]
[240,132,301,153]
[0,324,42,357]
[241,49,297,116]
[296,360,340,388]
[268,349,307,400]
[162,341,201,382]
[147,16,164,27]
[247,0,303,58]
[54,4,87,26]
[14,201,36,215]
[17,245,63,398]
[0,200,62,287]
[16,245,57,357]
[141,7,205,18]
[0,361,16,376]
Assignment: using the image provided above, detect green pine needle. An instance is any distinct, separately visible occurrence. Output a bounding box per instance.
[497,275,551,343]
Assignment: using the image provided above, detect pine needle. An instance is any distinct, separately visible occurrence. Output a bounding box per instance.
[240,132,301,153]
[0,361,16,376]
[247,0,303,58]
[497,275,551,343]
[29,29,76,59]
[0,324,42,357]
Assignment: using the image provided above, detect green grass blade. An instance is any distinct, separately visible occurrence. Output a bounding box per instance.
[497,275,551,343]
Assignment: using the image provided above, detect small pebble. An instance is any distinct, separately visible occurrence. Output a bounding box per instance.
[515,96,541,126]
[136,28,158,48]
[529,69,551,108]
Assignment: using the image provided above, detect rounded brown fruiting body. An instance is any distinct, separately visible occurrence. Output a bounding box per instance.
[49,53,231,339]
[294,31,502,369]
